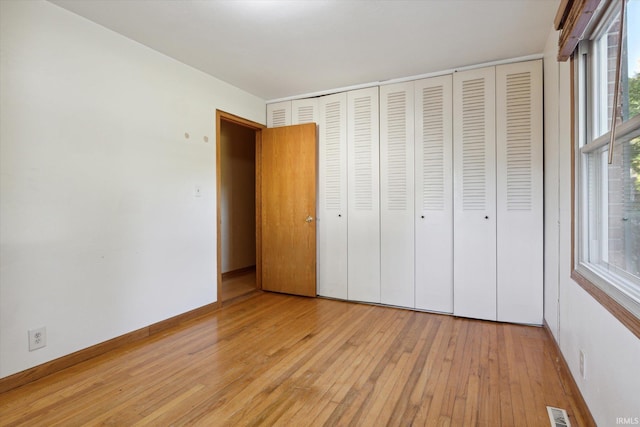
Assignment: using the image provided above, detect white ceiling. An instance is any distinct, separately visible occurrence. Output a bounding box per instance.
[50,0,559,101]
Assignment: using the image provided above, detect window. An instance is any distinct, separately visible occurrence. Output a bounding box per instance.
[576,0,640,319]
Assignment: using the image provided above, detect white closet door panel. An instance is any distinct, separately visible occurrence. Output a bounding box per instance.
[453,66,497,321]
[292,98,319,125]
[347,87,380,303]
[414,75,453,313]
[318,93,348,299]
[496,60,543,325]
[267,101,291,128]
[380,82,415,308]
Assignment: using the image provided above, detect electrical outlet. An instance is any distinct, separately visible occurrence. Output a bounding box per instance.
[29,327,46,351]
[579,349,586,379]
[194,185,202,198]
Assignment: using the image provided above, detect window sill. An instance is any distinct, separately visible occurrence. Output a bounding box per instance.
[571,268,640,339]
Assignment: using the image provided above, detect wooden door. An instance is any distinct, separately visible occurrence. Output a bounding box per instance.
[261,123,317,297]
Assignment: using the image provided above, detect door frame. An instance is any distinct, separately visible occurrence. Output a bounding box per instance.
[216,110,266,307]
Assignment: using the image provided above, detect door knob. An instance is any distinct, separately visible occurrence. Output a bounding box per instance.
[305,216,314,223]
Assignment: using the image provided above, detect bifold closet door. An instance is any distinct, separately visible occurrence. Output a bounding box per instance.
[292,99,319,125]
[453,66,497,322]
[380,82,415,307]
[347,87,380,303]
[496,60,543,325]
[317,93,348,299]
[414,75,453,313]
[267,101,291,127]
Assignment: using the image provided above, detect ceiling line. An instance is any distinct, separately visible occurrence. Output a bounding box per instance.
[266,53,545,104]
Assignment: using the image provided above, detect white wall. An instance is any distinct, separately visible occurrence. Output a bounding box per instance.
[0,0,265,378]
[220,121,256,273]
[543,38,561,341]
[543,29,640,425]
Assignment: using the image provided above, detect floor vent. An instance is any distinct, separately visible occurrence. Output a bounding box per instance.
[547,406,571,427]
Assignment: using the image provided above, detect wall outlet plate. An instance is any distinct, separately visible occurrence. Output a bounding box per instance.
[579,349,586,379]
[29,327,46,351]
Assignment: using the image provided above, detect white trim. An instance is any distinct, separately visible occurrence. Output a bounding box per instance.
[266,54,544,104]
[581,115,640,153]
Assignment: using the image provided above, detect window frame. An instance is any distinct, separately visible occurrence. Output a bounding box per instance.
[572,0,640,339]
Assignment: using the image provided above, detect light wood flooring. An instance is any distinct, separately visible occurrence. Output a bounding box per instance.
[221,268,257,303]
[0,292,592,426]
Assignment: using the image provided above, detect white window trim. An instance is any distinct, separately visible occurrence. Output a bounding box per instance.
[575,60,640,321]
[570,0,640,339]
[580,115,640,153]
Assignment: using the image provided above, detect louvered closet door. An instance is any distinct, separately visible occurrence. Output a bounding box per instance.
[347,87,380,303]
[267,101,291,127]
[496,60,543,325]
[318,93,348,299]
[414,75,453,313]
[292,99,319,125]
[380,82,415,308]
[453,66,497,321]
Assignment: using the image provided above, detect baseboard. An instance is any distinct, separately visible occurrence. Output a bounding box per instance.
[221,265,256,280]
[0,301,220,394]
[543,320,596,427]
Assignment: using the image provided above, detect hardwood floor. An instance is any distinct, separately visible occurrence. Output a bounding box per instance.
[221,268,257,303]
[0,293,592,426]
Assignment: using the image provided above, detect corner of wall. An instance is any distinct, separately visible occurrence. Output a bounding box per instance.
[541,26,640,427]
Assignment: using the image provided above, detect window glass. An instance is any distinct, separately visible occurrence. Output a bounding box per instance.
[603,135,639,278]
[593,0,640,137]
[626,1,640,121]
[578,0,640,311]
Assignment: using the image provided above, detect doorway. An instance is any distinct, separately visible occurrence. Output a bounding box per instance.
[216,111,318,305]
[216,111,265,305]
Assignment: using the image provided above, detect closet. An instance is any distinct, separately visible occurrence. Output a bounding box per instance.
[265,59,542,325]
[380,82,415,308]
[414,75,454,313]
[495,61,543,324]
[292,98,319,125]
[347,88,380,303]
[317,93,348,300]
[452,66,497,321]
[267,98,319,127]
[453,60,543,324]
[265,89,381,304]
